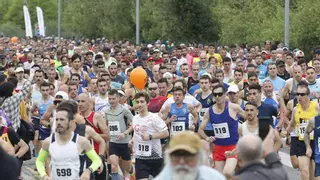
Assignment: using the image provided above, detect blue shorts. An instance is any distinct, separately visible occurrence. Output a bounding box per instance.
[315,163,320,177]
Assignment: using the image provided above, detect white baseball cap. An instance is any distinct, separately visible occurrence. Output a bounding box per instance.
[227,85,239,93]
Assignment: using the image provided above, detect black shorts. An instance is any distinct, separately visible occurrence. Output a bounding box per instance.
[296,139,314,158]
[204,130,215,137]
[135,158,163,179]
[109,142,131,161]
[290,137,299,156]
[32,116,40,130]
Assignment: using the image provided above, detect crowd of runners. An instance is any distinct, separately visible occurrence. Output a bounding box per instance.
[0,37,320,180]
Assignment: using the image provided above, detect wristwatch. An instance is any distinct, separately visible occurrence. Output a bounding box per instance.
[149,134,152,140]
[99,154,106,161]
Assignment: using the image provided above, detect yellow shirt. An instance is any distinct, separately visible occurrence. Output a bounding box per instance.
[207,53,222,64]
[295,101,317,140]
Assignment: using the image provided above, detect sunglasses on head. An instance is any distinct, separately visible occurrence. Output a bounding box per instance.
[213,92,224,97]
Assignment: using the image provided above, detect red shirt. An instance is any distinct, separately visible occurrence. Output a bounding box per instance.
[148,96,167,113]
[85,112,102,153]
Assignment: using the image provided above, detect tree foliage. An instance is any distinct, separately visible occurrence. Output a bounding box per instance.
[0,0,319,54]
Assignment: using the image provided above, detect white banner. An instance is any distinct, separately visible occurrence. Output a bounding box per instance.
[36,7,45,36]
[23,5,33,37]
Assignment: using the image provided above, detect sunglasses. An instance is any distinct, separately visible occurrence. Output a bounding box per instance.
[213,92,224,97]
[296,93,308,96]
[148,87,157,91]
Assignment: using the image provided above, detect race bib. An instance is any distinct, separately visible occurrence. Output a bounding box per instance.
[213,123,230,139]
[109,121,121,136]
[298,123,314,140]
[171,122,185,135]
[136,141,152,157]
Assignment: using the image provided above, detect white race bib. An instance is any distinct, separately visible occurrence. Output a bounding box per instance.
[136,141,152,157]
[298,123,313,139]
[213,123,230,139]
[171,122,185,135]
[51,166,78,180]
[109,121,121,136]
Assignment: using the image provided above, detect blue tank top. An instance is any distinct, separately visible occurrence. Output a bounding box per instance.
[169,103,190,133]
[38,97,53,118]
[209,102,239,146]
[38,97,53,136]
[196,93,214,130]
[70,70,88,88]
[78,86,83,95]
[314,116,320,163]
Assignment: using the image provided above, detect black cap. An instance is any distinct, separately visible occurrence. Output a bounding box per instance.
[276,60,285,67]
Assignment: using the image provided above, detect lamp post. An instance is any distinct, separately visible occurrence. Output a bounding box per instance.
[284,0,290,48]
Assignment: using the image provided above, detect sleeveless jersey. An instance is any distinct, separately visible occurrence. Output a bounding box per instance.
[69,70,88,88]
[94,95,110,113]
[168,103,189,136]
[74,124,95,180]
[38,97,53,139]
[209,102,239,146]
[84,112,101,153]
[196,93,214,130]
[295,101,317,141]
[314,116,320,163]
[49,133,80,180]
[241,122,258,136]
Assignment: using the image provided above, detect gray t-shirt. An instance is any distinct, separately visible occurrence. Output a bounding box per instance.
[105,104,133,144]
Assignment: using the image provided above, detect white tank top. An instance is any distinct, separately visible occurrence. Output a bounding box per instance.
[49,133,80,180]
[241,122,259,136]
[94,95,110,113]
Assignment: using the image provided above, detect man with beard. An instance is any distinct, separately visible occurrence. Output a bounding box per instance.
[179,63,189,82]
[255,53,268,80]
[282,65,303,101]
[155,131,225,180]
[148,82,167,113]
[36,104,102,180]
[108,62,124,85]
[261,80,280,127]
[92,78,110,115]
[187,63,200,89]
[63,54,91,88]
[31,69,45,103]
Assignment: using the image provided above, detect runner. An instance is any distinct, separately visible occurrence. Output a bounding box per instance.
[78,93,109,179]
[62,54,91,88]
[282,81,319,180]
[305,115,320,180]
[105,89,134,180]
[31,82,54,142]
[131,92,169,180]
[159,87,198,137]
[92,78,110,114]
[198,84,245,175]
[36,105,102,180]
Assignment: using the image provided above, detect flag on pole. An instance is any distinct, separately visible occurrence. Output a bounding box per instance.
[23,5,33,37]
[36,7,45,37]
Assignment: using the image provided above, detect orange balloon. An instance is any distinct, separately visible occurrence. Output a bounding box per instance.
[11,37,18,43]
[130,67,148,90]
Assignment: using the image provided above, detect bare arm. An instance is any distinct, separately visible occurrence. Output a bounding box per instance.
[0,139,15,155]
[188,105,198,125]
[158,105,170,123]
[198,109,210,139]
[40,104,54,127]
[286,108,296,134]
[272,125,282,151]
[86,126,106,156]
[281,82,290,100]
[238,124,243,137]
[305,119,315,150]
[15,139,28,158]
[95,113,110,141]
[62,73,70,84]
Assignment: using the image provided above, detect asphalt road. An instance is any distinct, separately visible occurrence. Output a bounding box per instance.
[21,144,301,180]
